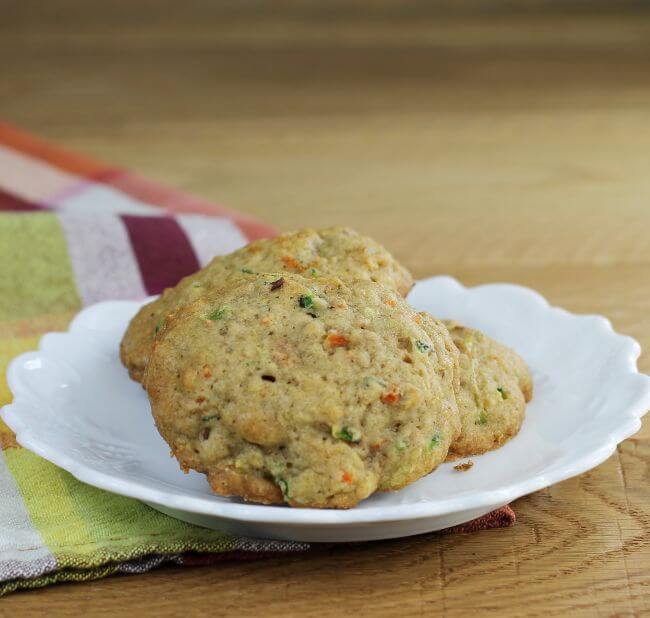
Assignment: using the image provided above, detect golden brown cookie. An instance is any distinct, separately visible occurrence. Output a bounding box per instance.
[444,321,533,459]
[145,274,459,509]
[121,227,413,383]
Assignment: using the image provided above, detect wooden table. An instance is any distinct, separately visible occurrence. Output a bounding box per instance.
[1,3,649,615]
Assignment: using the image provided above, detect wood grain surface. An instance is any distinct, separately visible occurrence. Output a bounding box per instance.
[1,2,649,616]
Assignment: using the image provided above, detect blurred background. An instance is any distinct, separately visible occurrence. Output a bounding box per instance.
[2,1,649,284]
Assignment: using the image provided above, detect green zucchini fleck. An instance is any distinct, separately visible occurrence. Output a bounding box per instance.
[475,412,488,426]
[333,426,361,443]
[207,307,226,321]
[429,433,441,448]
[202,414,218,422]
[415,339,432,353]
[496,386,508,399]
[241,267,255,274]
[298,294,314,309]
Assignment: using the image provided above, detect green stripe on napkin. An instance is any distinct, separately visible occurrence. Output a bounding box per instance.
[0,213,81,321]
[4,447,244,562]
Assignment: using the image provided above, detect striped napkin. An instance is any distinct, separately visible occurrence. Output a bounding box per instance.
[0,124,515,596]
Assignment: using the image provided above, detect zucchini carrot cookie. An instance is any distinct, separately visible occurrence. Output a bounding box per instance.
[121,227,414,383]
[444,321,533,459]
[145,274,459,509]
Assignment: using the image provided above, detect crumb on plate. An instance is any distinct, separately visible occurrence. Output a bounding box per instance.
[453,460,474,472]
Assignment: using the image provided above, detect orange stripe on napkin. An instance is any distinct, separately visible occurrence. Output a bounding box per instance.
[0,123,114,178]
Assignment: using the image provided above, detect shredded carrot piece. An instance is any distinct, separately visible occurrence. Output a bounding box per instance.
[342,471,353,484]
[272,349,289,364]
[370,440,386,451]
[385,299,397,307]
[381,391,401,405]
[414,315,422,324]
[281,255,302,270]
[202,364,212,378]
[260,315,272,325]
[196,396,206,403]
[326,332,349,348]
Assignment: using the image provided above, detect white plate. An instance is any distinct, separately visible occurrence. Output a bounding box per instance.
[3,277,649,542]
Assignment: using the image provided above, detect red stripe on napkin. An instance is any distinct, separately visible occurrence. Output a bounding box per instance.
[121,214,200,294]
[0,189,44,212]
[107,172,272,240]
[438,505,516,535]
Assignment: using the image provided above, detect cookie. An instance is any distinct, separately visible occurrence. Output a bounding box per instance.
[444,321,533,459]
[120,227,414,383]
[145,274,459,509]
